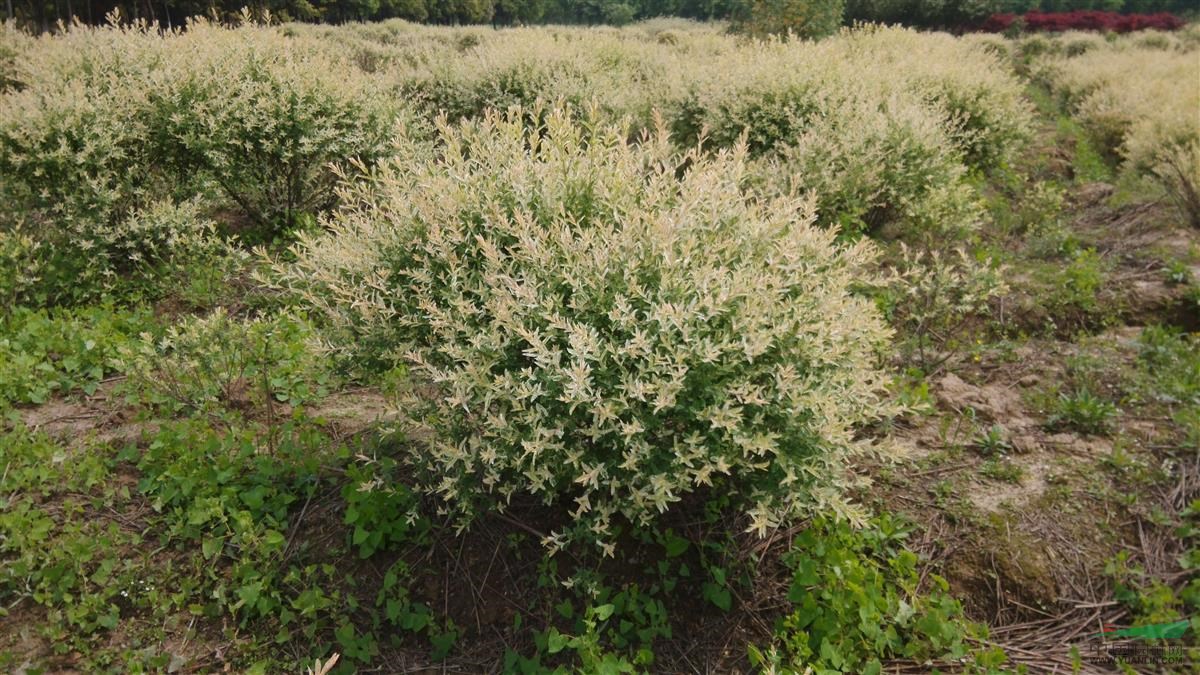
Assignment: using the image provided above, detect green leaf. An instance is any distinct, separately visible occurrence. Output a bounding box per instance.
[97,610,119,630]
[703,583,732,612]
[236,582,261,607]
[593,603,615,621]
[188,505,214,526]
[201,536,222,560]
[263,529,285,550]
[239,485,266,511]
[664,534,689,557]
[819,637,843,668]
[430,630,457,660]
[546,628,569,654]
[793,557,819,586]
[400,607,432,632]
[335,622,358,650]
[710,566,726,585]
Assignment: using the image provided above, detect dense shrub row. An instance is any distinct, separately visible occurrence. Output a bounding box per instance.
[981,10,1185,33]
[1033,37,1200,226]
[261,22,1039,549]
[0,19,404,304]
[6,19,1027,255]
[379,23,1031,237]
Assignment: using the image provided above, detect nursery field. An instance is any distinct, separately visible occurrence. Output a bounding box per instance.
[0,17,1198,674]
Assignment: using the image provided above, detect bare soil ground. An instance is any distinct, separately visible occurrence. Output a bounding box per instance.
[873,184,1199,672]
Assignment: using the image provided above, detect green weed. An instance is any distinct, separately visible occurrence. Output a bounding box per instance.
[1056,115,1113,184]
[0,305,158,407]
[974,424,1012,456]
[1048,388,1119,435]
[749,516,980,673]
[980,458,1024,484]
[1056,248,1109,316]
[342,454,428,559]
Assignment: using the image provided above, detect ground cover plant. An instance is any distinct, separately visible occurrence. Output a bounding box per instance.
[1,15,1198,674]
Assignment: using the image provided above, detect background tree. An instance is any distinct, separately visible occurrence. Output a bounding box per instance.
[1,0,1188,34]
[730,0,845,38]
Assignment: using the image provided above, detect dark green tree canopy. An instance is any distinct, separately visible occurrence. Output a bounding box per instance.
[3,0,1187,40]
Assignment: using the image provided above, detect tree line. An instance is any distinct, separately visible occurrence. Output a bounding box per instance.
[3,0,1189,41]
[3,0,734,30]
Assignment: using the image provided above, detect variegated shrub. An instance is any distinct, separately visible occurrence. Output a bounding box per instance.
[751,89,982,239]
[0,18,405,302]
[1034,38,1200,227]
[273,108,897,554]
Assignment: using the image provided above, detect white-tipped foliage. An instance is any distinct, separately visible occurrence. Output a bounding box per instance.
[274,109,897,553]
[0,19,405,301]
[753,90,982,238]
[1035,37,1200,226]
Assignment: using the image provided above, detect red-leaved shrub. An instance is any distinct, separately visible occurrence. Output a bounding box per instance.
[981,11,1184,34]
